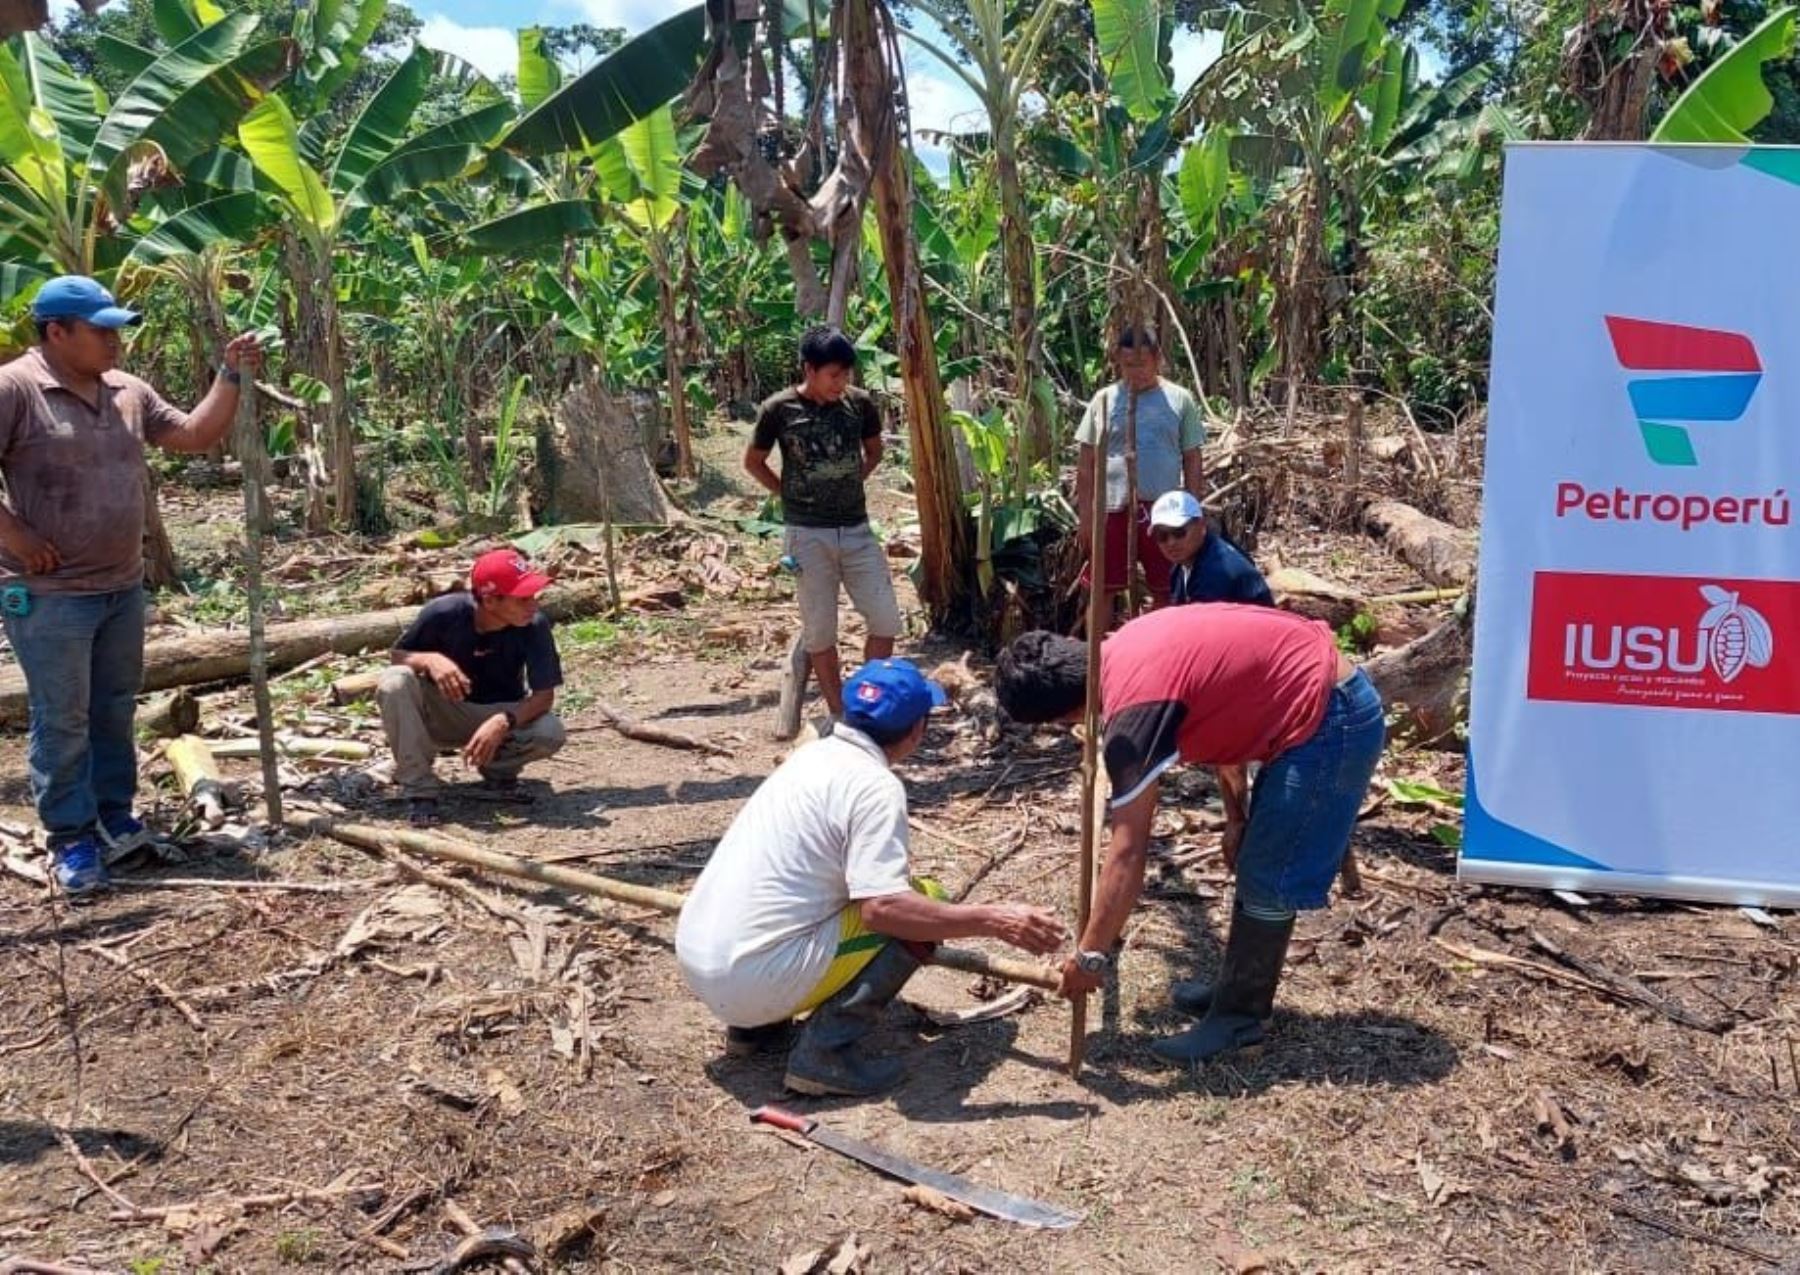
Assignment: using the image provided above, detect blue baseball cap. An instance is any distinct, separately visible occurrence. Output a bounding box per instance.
[842,658,949,738]
[30,276,141,329]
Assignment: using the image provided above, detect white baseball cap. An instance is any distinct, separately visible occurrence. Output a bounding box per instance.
[1149,490,1204,529]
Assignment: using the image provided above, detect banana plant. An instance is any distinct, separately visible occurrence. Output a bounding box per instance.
[465,21,712,479]
[0,17,289,291]
[900,0,1068,481]
[234,43,506,527]
[1652,5,1799,142]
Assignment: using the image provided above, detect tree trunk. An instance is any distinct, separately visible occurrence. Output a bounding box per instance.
[1363,498,1476,588]
[1282,168,1325,434]
[282,230,332,532]
[845,0,972,627]
[321,253,357,527]
[142,465,179,589]
[1366,603,1472,748]
[996,129,1049,484]
[546,373,679,526]
[652,234,695,479]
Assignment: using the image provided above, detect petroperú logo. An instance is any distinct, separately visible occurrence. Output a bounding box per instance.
[1604,316,1763,467]
[1527,571,1798,715]
[1697,584,1773,682]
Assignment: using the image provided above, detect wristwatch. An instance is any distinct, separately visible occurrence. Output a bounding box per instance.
[1074,949,1111,976]
[218,364,242,386]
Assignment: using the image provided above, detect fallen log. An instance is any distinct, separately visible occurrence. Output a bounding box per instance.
[210,734,373,761]
[0,581,619,731]
[165,735,231,826]
[305,819,1062,994]
[1365,598,1472,748]
[331,668,385,705]
[137,689,199,739]
[1363,499,1476,588]
[1268,567,1367,629]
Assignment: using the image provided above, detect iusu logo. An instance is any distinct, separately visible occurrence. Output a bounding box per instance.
[1528,571,1798,713]
[1604,315,1763,467]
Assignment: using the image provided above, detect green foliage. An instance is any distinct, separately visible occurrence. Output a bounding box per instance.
[1653,5,1799,141]
[1335,611,1378,654]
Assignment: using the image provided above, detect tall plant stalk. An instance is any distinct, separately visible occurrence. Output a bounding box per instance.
[234,378,282,827]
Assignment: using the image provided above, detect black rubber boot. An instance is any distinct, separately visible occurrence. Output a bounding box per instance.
[1150,906,1294,1065]
[726,1020,794,1058]
[783,942,921,1097]
[1168,975,1216,1018]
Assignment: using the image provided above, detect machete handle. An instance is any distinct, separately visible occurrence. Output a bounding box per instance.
[749,1105,815,1135]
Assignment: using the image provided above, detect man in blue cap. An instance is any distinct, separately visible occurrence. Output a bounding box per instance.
[678,658,1064,1096]
[0,276,261,894]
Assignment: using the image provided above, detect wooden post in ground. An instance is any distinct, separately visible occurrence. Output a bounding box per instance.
[1122,382,1141,619]
[235,375,282,826]
[1072,410,1109,1078]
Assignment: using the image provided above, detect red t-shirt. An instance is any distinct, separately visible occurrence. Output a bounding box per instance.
[1099,604,1341,804]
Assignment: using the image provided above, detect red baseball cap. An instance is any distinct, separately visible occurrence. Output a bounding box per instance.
[471,549,552,600]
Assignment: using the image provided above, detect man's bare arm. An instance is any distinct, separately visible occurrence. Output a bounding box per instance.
[859,891,1063,954]
[744,445,781,495]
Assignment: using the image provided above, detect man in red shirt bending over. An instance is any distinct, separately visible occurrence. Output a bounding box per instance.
[995,605,1385,1064]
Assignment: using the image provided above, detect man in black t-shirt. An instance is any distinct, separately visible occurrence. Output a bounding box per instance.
[745,326,903,718]
[377,549,567,826]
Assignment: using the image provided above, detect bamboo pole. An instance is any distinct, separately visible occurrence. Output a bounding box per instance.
[305,819,1061,993]
[235,375,282,825]
[1072,406,1110,1077]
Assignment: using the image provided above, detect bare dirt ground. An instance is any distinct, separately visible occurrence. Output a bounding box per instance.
[3,417,1798,1273]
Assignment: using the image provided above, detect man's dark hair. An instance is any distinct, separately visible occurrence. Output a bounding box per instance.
[799,325,857,372]
[995,630,1089,723]
[1115,326,1159,352]
[33,321,53,342]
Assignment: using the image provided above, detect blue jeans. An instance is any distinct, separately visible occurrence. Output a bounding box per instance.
[1236,669,1386,914]
[2,587,146,848]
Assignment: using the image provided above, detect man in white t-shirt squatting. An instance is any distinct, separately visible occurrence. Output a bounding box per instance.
[676,659,1065,1097]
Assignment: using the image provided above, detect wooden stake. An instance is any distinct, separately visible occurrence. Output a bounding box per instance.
[1072,404,1109,1077]
[1121,381,1141,620]
[235,376,282,826]
[304,819,1062,993]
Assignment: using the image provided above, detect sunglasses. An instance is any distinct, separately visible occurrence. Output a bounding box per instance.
[1150,524,1195,543]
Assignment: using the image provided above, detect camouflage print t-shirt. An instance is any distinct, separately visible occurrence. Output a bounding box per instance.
[751,386,881,528]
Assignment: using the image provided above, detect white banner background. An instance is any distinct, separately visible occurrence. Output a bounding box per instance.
[1464,142,1800,905]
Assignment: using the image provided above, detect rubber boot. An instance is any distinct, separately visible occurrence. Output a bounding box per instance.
[784,941,921,1097]
[1167,975,1217,1018]
[726,1019,794,1058]
[1150,906,1294,1065]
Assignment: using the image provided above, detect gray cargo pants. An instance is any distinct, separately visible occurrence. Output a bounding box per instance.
[377,666,566,795]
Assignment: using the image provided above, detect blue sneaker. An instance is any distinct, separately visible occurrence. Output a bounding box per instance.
[98,812,151,858]
[51,839,109,896]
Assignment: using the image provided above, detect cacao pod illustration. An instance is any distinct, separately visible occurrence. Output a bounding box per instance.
[1711,611,1749,682]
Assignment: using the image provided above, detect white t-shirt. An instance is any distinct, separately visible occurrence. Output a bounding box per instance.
[676,725,912,1027]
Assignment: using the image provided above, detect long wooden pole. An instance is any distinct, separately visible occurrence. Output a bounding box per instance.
[306,819,1061,993]
[1072,407,1110,1077]
[236,376,282,826]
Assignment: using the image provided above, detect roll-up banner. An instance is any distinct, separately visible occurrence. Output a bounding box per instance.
[1463,143,1800,906]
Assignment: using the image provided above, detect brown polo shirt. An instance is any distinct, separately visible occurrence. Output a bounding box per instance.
[0,348,188,594]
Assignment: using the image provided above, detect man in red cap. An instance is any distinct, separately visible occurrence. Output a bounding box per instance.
[377,549,567,825]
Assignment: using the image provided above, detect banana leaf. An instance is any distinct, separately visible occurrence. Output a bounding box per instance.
[502,6,705,158]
